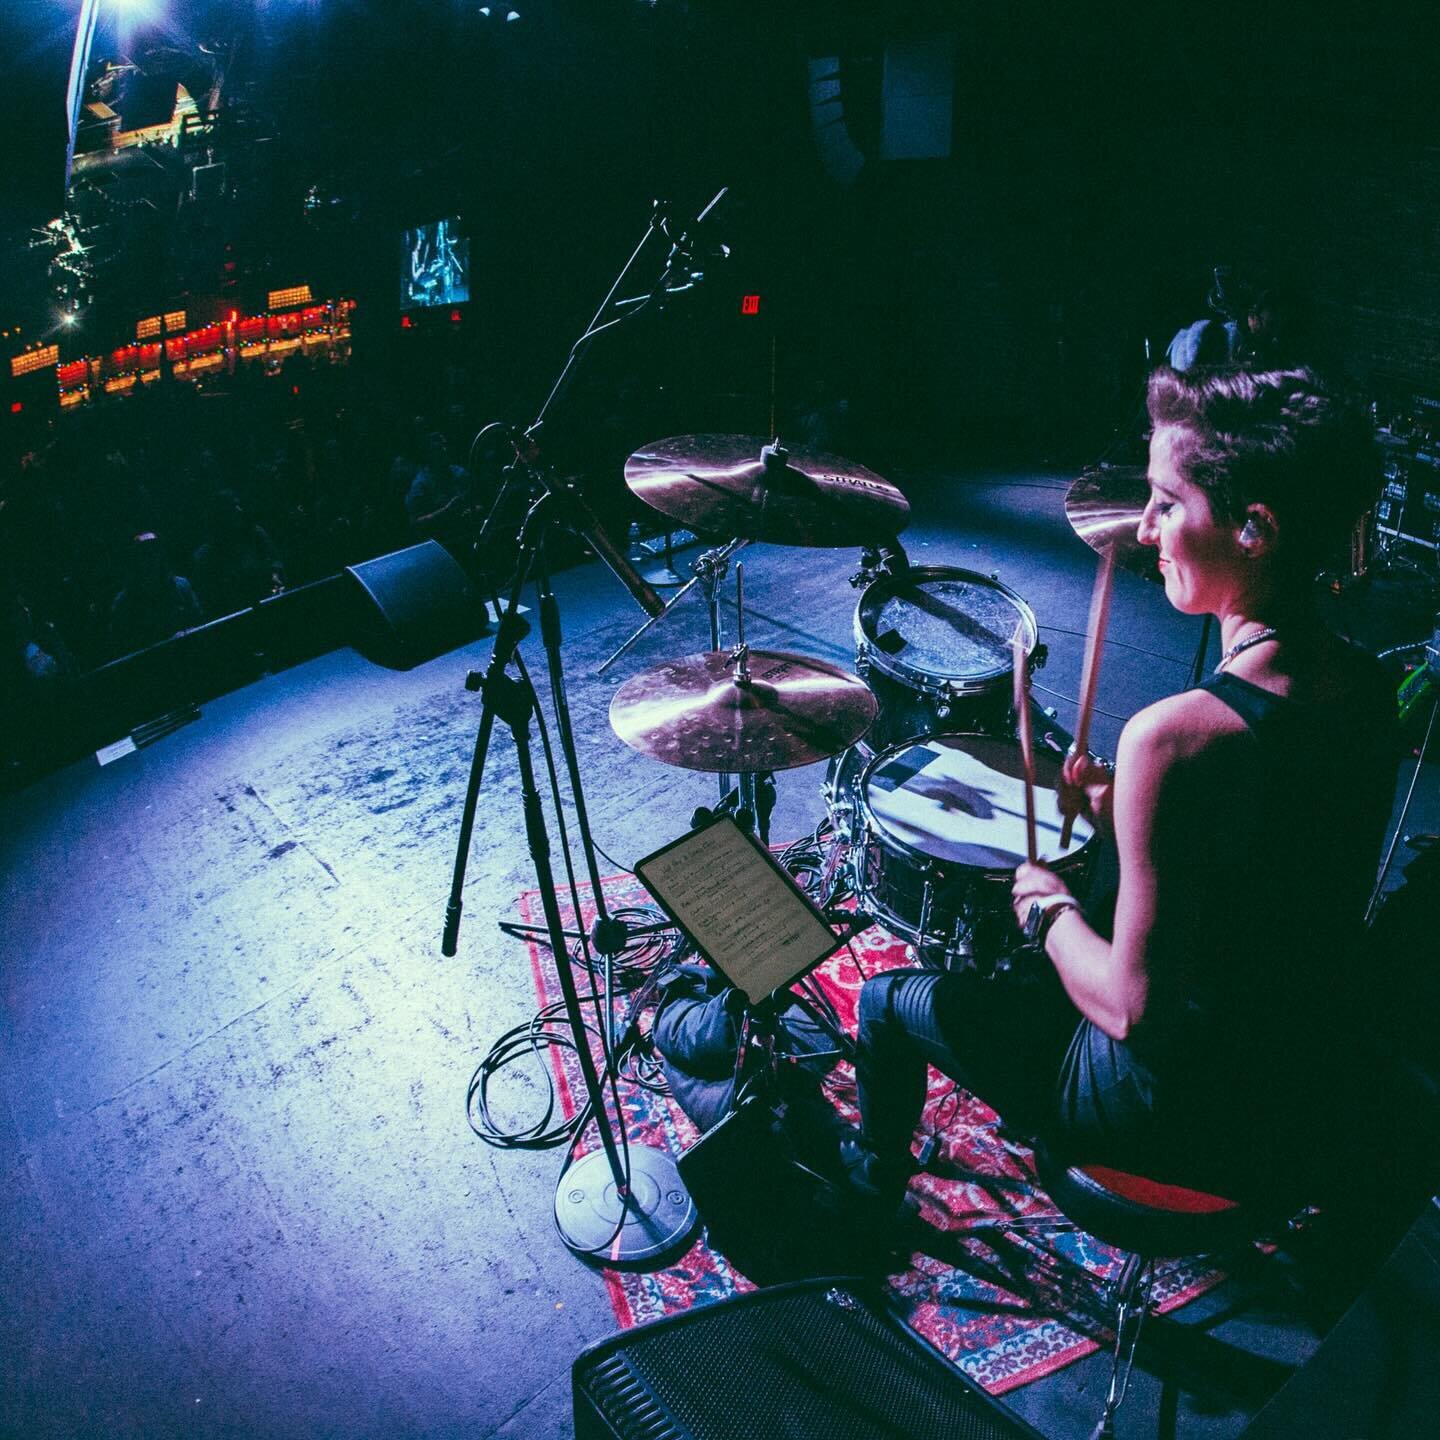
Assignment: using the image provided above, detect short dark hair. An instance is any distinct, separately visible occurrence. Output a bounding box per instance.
[1146,364,1377,567]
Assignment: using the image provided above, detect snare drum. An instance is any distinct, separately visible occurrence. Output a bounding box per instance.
[851,733,1095,968]
[854,566,1041,750]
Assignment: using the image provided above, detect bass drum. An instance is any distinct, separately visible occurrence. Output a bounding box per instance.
[851,733,1095,970]
[854,566,1042,751]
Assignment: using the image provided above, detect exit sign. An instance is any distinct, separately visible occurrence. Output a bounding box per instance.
[740,294,761,316]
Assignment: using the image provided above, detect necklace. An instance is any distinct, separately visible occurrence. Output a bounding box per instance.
[1216,625,1278,671]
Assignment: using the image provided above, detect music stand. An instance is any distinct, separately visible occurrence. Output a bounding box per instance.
[635,817,854,1092]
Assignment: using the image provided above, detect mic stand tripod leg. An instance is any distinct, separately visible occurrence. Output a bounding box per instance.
[499,546,672,1040]
[442,542,537,958]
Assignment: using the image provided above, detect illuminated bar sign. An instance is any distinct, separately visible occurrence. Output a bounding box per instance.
[163,310,187,332]
[10,344,60,378]
[137,316,161,339]
[268,285,312,311]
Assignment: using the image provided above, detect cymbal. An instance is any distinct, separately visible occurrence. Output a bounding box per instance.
[624,434,909,547]
[610,649,878,773]
[1063,467,1160,582]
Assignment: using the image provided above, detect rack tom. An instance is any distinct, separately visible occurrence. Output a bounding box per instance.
[854,566,1042,749]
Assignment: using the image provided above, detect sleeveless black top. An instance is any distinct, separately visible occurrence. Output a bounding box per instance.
[1058,660,1398,1198]
[1153,669,1397,1060]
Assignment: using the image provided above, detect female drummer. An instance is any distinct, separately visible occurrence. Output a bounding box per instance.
[847,364,1397,1209]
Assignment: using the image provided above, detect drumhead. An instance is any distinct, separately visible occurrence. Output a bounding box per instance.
[860,734,1093,869]
[855,566,1037,691]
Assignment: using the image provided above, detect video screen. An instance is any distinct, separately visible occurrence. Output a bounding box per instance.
[400,217,470,310]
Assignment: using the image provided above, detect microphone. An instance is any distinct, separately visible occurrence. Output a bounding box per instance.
[553,478,665,618]
[668,186,731,269]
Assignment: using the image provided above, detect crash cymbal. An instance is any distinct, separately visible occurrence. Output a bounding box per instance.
[624,434,909,547]
[1064,466,1160,582]
[610,649,878,773]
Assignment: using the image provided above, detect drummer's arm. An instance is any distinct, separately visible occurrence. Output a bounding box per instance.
[1043,708,1172,1042]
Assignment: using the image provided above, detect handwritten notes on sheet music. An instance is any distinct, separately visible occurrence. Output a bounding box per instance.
[637,819,838,1004]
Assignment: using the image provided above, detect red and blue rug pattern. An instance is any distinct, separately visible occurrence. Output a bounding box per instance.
[518,869,1225,1396]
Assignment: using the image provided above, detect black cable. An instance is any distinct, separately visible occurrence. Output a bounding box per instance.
[467,997,606,1148]
[925,1082,962,1142]
[592,838,633,875]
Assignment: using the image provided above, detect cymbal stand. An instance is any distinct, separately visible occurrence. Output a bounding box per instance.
[443,489,694,1262]
[702,543,740,802]
[596,535,749,676]
[700,559,777,842]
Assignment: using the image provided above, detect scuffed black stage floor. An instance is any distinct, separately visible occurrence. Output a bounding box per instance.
[4,466,1437,1440]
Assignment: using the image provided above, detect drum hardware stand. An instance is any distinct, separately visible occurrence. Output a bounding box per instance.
[849,540,910,590]
[599,537,783,822]
[444,490,695,1262]
[597,536,749,676]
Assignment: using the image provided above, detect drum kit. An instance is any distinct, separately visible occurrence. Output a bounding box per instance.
[606,435,1142,971]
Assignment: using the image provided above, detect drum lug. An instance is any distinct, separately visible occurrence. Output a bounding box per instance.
[918,879,934,947]
[1030,642,1048,671]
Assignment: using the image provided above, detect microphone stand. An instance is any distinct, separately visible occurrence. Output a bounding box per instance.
[445,489,695,1263]
[442,195,731,1261]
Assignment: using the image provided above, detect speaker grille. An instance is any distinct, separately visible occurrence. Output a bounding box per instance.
[575,1284,1038,1440]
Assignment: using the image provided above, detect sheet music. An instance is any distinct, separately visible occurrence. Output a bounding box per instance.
[637,820,837,1003]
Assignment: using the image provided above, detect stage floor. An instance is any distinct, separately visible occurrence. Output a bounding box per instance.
[4,464,1436,1439]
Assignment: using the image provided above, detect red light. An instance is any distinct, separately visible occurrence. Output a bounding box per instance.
[291,385,300,396]
[228,310,237,323]
[9,401,22,414]
[449,308,462,324]
[741,294,761,316]
[401,314,413,329]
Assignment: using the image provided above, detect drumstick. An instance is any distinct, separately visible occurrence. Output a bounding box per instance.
[1012,623,1038,864]
[1060,543,1117,849]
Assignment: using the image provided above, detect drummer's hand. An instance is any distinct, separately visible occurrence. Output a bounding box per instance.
[1058,751,1114,834]
[1011,861,1072,929]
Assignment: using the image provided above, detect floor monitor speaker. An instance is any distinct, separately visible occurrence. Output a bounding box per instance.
[345,540,488,669]
[573,1278,1045,1440]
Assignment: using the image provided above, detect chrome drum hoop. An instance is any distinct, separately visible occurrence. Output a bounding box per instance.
[853,565,1040,702]
[822,743,872,838]
[852,732,1097,966]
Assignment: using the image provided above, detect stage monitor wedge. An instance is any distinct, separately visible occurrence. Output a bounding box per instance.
[346,541,488,670]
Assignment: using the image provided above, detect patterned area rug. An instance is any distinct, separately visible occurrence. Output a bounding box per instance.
[518,868,1226,1396]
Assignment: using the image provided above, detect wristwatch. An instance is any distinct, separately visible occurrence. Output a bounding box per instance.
[1022,894,1080,947]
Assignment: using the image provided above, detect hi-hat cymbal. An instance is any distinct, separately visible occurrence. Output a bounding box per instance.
[610,649,878,773]
[624,434,909,547]
[1064,467,1160,582]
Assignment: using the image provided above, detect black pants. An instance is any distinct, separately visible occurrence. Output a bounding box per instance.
[854,965,1160,1176]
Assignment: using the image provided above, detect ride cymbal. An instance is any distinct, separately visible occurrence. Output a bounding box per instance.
[624,434,909,547]
[609,649,878,772]
[1063,467,1160,581]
